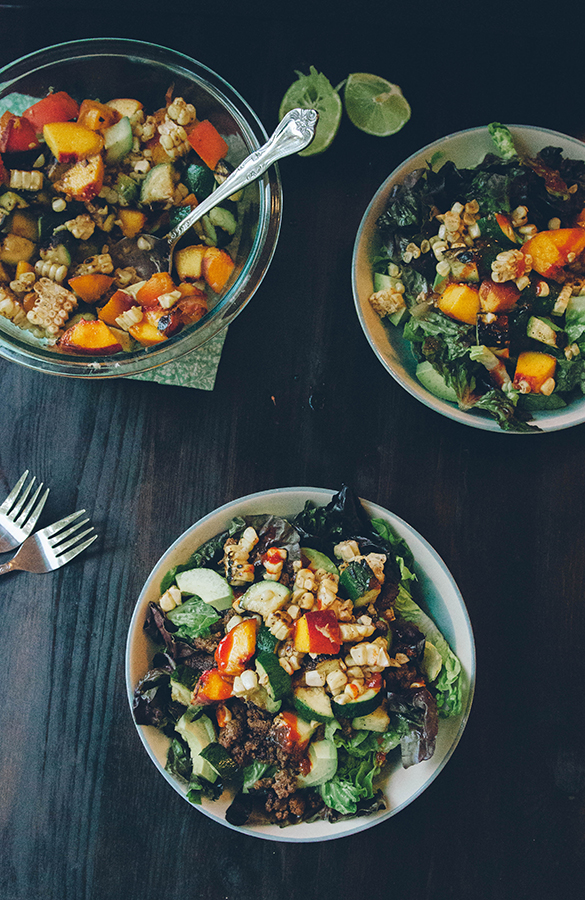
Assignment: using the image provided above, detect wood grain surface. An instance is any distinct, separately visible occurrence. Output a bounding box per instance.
[1,2,584,899]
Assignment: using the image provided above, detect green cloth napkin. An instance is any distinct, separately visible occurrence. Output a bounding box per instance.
[0,90,227,390]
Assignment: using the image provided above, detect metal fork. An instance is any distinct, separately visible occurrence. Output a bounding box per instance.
[0,470,50,552]
[0,510,97,575]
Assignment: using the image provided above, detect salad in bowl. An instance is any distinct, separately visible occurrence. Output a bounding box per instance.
[354,123,585,432]
[127,486,474,841]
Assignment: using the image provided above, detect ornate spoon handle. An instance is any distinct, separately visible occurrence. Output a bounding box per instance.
[165,108,318,247]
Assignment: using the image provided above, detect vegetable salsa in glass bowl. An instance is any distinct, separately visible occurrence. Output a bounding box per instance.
[352,123,585,432]
[0,39,281,377]
[126,486,475,842]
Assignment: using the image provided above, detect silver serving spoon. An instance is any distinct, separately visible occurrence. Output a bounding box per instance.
[109,108,318,278]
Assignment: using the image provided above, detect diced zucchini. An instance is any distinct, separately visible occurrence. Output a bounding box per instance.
[208,206,237,236]
[478,212,517,245]
[331,686,382,719]
[244,685,282,714]
[293,686,335,723]
[184,162,216,200]
[338,558,381,607]
[527,316,557,347]
[114,172,140,206]
[0,191,28,212]
[174,567,234,610]
[103,116,133,165]
[255,651,292,701]
[140,162,175,205]
[198,742,240,780]
[7,209,38,242]
[352,703,391,732]
[239,580,291,616]
[41,242,71,267]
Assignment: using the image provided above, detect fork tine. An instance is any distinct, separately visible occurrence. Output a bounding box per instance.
[0,470,31,515]
[48,518,89,547]
[52,526,94,555]
[41,508,86,538]
[56,532,98,565]
[14,483,48,529]
[3,475,36,519]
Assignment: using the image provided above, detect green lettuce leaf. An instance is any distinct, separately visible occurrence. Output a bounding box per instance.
[394,584,463,716]
[166,596,220,640]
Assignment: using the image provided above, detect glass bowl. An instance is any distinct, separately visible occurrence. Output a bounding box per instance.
[125,487,475,842]
[352,124,585,433]
[0,38,282,377]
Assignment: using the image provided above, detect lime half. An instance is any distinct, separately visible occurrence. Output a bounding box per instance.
[344,72,411,136]
[279,66,342,157]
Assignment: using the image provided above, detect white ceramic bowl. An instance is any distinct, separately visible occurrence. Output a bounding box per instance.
[125,487,475,842]
[352,125,585,433]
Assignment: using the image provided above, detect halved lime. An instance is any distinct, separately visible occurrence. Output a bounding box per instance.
[279,66,342,157]
[344,72,411,136]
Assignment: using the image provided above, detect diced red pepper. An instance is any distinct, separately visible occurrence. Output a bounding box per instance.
[294,609,342,655]
[193,668,233,705]
[187,119,228,170]
[22,91,79,132]
[215,618,258,676]
[0,111,39,153]
[0,153,8,186]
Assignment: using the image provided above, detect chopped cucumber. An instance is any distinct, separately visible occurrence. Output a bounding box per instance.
[352,703,390,732]
[293,686,335,723]
[255,651,292,701]
[331,686,382,719]
[104,116,133,165]
[199,742,240,780]
[174,568,234,610]
[239,580,291,616]
[184,162,215,200]
[338,558,381,606]
[140,162,175,204]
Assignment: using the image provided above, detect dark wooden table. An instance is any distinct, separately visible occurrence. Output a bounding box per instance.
[1,2,585,898]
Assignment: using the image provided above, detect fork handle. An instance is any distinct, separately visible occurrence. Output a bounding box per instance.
[0,559,18,575]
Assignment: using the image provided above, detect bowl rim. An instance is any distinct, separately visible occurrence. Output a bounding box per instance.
[0,38,282,378]
[125,486,476,842]
[352,123,585,433]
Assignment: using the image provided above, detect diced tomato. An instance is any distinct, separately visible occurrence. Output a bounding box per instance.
[215,618,257,676]
[0,111,39,153]
[22,91,79,132]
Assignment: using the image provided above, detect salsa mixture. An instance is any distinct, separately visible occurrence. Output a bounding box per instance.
[132,486,463,828]
[370,123,585,432]
[0,87,239,355]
